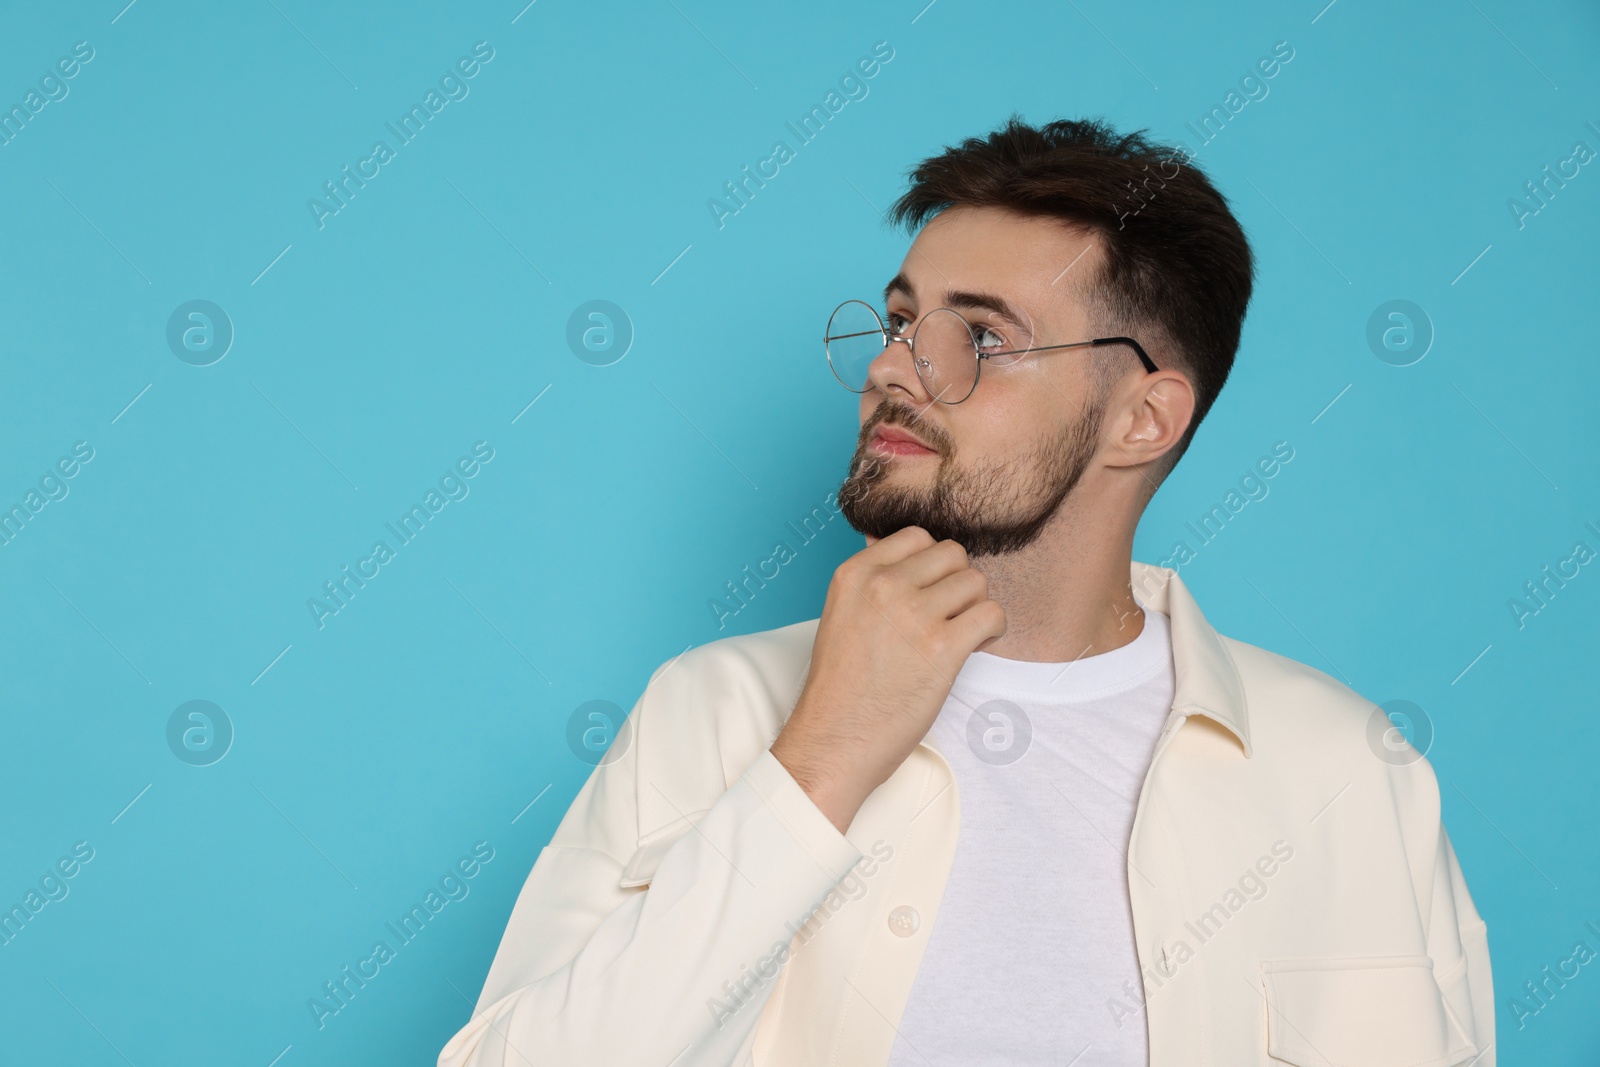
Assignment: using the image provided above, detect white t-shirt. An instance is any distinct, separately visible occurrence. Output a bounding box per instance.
[886,604,1175,1067]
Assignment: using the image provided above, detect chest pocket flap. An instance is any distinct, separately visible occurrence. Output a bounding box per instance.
[1262,955,1478,1067]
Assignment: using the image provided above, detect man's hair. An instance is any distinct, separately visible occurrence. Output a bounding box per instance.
[886,115,1255,481]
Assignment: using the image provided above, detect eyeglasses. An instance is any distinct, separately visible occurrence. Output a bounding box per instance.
[824,298,1158,405]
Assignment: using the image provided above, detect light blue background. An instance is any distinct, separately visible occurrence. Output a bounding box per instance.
[1,0,1596,1062]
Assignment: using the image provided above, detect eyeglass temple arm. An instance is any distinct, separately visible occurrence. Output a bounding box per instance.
[1091,337,1159,374]
[983,336,1160,374]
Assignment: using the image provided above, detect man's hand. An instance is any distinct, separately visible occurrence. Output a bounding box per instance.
[770,526,1006,834]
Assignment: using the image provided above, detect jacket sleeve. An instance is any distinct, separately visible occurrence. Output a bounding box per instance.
[1429,822,1495,1066]
[436,656,865,1067]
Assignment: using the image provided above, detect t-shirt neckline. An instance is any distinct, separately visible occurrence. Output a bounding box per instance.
[950,605,1171,702]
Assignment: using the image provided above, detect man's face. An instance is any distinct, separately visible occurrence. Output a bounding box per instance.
[837,205,1120,558]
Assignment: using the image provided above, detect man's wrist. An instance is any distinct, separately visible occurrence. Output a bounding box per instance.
[770,738,864,835]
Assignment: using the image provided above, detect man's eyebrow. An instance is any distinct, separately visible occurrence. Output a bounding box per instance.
[882,275,1028,326]
[942,288,1028,325]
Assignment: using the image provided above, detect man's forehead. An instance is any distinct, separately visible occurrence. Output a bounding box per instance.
[887,209,1101,323]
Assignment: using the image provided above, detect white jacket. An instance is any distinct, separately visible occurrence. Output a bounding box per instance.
[437,561,1494,1066]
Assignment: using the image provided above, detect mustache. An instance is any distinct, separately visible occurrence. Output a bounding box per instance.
[863,402,948,453]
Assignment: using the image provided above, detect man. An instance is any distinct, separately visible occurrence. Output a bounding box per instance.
[438,117,1494,1066]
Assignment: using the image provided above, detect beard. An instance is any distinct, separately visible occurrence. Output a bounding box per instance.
[837,398,1105,559]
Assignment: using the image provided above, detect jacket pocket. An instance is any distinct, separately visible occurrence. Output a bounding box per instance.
[1261,955,1479,1067]
[617,809,711,888]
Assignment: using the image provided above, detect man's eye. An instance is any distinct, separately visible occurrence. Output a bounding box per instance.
[974,325,1008,354]
[886,311,909,334]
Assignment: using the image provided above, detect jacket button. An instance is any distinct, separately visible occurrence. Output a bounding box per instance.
[887,905,920,937]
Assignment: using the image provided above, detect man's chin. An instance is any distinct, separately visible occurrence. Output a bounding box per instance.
[839,492,936,542]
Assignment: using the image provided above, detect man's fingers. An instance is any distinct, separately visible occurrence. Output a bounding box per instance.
[858,525,935,566]
[891,538,974,590]
[951,597,1008,647]
[920,564,991,621]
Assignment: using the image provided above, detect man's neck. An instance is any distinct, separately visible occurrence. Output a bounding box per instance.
[967,520,1143,664]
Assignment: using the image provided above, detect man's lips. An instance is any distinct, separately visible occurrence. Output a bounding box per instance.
[869,425,937,457]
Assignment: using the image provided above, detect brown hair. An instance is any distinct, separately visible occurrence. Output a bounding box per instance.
[886,115,1255,474]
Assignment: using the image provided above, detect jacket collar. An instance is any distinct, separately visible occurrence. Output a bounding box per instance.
[918,560,1252,759]
[1131,560,1251,757]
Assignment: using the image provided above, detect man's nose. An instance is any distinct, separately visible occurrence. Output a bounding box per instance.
[865,332,931,403]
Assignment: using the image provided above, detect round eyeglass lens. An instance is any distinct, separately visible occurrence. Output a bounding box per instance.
[825,300,886,392]
[912,307,981,404]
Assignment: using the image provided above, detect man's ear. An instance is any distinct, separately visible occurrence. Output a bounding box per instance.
[1108,370,1194,468]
